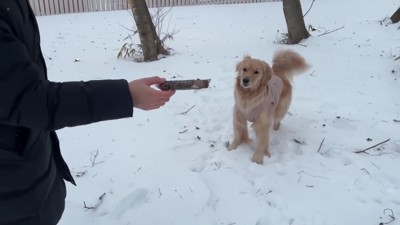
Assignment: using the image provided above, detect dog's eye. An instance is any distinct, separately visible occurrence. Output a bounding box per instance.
[254,71,259,74]
[243,68,247,72]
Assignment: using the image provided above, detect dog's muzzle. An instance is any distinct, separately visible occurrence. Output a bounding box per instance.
[241,78,250,87]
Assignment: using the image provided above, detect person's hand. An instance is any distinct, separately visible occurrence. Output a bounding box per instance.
[128,76,175,110]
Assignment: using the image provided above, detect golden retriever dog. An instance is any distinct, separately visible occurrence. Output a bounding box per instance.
[228,49,309,164]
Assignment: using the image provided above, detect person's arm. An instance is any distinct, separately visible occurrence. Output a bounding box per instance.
[0,20,133,131]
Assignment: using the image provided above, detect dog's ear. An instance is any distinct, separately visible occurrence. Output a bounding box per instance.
[236,61,243,72]
[236,55,251,71]
[261,61,273,85]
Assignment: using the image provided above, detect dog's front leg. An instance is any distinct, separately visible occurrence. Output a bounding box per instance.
[228,106,249,150]
[251,119,272,164]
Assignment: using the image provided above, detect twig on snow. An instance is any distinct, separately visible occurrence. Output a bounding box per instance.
[394,56,400,61]
[297,170,330,180]
[293,138,306,145]
[317,26,345,37]
[158,188,162,198]
[179,129,188,134]
[83,201,95,211]
[379,208,395,225]
[75,170,88,178]
[91,150,98,167]
[361,168,370,175]
[83,193,106,211]
[354,138,390,154]
[378,16,389,25]
[179,105,195,115]
[317,138,325,153]
[90,150,104,167]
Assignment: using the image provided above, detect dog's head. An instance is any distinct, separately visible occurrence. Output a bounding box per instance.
[235,56,272,92]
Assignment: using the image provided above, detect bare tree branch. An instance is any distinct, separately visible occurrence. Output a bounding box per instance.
[303,0,316,18]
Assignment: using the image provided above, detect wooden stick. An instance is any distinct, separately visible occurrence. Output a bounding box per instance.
[390,8,400,23]
[159,79,210,91]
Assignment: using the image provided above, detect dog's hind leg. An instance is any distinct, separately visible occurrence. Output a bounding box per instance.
[228,107,249,150]
[273,92,292,131]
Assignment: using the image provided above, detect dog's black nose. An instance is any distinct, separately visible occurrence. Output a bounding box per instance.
[242,78,249,85]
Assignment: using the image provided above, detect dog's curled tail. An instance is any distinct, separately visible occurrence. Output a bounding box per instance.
[272,50,310,79]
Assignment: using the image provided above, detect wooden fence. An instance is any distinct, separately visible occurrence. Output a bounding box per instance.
[146,0,280,8]
[29,0,128,16]
[30,0,280,16]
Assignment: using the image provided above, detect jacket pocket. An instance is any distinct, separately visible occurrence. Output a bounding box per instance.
[0,125,34,157]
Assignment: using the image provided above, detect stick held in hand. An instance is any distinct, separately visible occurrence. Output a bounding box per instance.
[159,79,211,91]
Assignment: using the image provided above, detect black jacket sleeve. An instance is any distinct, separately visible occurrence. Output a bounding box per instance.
[0,20,133,131]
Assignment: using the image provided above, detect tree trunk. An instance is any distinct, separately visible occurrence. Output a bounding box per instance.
[129,0,168,61]
[282,0,310,44]
[390,8,400,23]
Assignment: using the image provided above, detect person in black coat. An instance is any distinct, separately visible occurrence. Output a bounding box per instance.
[0,0,175,224]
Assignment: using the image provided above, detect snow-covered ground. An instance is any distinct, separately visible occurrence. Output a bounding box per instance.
[36,0,400,224]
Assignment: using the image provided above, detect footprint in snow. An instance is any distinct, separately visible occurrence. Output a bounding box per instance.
[190,152,223,173]
[114,188,149,219]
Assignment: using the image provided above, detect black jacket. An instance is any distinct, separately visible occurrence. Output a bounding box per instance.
[0,0,133,223]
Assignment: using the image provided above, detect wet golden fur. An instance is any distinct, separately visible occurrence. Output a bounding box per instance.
[228,50,309,164]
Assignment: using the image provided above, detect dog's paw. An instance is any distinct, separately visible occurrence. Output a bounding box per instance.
[251,152,264,164]
[226,140,240,151]
[264,149,271,157]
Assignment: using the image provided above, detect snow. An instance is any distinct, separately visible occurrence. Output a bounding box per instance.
[35,0,400,224]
